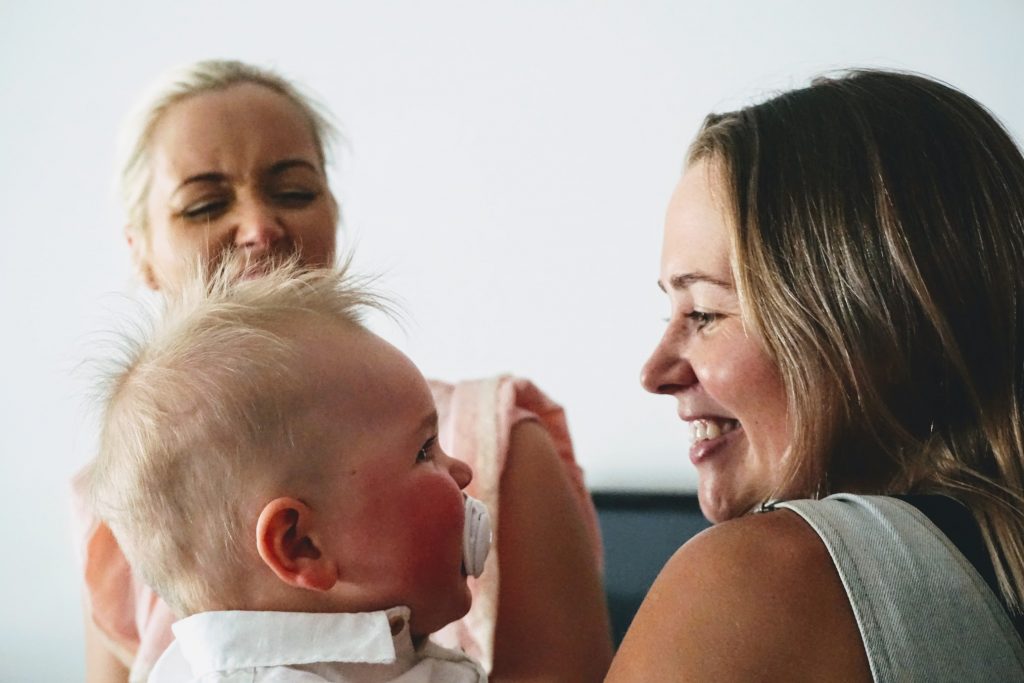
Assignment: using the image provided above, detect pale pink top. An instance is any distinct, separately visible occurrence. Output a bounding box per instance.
[72,376,602,682]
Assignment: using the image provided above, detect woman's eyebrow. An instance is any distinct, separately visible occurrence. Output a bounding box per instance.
[658,271,733,293]
[267,159,320,175]
[173,160,318,192]
[175,172,227,191]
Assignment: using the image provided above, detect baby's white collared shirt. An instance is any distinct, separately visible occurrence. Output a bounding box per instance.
[147,606,487,682]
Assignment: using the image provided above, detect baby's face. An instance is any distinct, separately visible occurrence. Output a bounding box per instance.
[299,322,473,636]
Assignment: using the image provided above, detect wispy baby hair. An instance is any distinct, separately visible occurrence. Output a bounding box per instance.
[86,256,387,615]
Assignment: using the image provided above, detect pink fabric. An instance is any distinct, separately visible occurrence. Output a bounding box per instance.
[71,469,176,681]
[428,377,603,669]
[72,375,601,679]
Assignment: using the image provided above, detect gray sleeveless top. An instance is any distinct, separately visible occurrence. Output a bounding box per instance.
[776,494,1024,682]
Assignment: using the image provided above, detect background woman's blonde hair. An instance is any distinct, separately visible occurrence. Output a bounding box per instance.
[117,59,338,237]
[85,258,384,615]
[688,69,1024,611]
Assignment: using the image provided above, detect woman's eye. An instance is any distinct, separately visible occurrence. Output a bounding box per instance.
[180,199,229,220]
[273,189,319,207]
[685,310,718,330]
[416,436,438,463]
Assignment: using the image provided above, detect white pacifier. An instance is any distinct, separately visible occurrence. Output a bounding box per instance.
[462,494,492,578]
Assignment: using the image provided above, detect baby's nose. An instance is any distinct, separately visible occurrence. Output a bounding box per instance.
[446,454,473,490]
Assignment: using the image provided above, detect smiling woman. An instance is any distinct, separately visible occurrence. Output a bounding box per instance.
[608,70,1024,681]
[641,160,791,523]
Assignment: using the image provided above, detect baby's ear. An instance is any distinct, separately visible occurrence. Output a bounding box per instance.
[256,497,337,592]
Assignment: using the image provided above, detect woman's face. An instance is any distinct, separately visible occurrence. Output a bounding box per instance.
[641,160,792,523]
[130,83,337,290]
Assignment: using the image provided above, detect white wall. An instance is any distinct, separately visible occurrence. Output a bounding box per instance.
[2,1,1022,679]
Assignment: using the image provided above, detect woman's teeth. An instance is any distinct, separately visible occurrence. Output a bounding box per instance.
[689,419,738,443]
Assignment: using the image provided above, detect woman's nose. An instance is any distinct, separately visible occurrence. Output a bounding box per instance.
[640,328,697,395]
[234,201,286,251]
[443,452,473,490]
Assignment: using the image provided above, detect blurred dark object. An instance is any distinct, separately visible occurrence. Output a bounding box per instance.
[593,492,709,647]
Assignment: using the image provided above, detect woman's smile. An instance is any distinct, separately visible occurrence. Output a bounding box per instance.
[642,159,792,522]
[686,418,741,465]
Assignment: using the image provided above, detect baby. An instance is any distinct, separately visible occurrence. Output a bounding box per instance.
[85,262,491,682]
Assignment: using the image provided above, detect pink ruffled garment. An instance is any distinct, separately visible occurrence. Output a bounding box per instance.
[72,376,602,680]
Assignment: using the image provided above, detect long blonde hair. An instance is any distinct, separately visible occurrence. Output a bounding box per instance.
[689,69,1024,611]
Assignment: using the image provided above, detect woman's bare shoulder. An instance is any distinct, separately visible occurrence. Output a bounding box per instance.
[606,509,872,682]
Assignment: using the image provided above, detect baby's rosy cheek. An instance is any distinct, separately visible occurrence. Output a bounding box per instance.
[413,483,464,560]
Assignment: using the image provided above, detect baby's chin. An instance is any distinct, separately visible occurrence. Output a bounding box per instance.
[409,582,473,639]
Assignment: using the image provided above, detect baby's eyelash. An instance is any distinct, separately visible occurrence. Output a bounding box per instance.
[416,436,438,463]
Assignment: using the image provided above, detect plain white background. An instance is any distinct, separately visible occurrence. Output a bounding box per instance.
[2,1,1022,679]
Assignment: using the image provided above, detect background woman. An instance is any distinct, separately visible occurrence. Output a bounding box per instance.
[74,59,612,683]
[607,70,1024,680]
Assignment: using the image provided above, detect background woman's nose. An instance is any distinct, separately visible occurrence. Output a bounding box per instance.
[234,203,286,250]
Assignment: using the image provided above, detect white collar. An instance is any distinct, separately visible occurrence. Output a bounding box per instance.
[169,606,415,676]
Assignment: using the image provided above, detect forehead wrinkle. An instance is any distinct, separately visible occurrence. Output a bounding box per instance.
[169,158,322,202]
[168,173,231,203]
[152,86,322,184]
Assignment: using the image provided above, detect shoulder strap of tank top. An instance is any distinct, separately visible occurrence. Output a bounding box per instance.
[895,493,1024,642]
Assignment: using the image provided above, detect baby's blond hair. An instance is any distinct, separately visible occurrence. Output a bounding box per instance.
[86,257,385,615]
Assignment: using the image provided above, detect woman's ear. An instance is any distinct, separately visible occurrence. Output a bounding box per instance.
[125,226,159,290]
[256,497,337,592]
